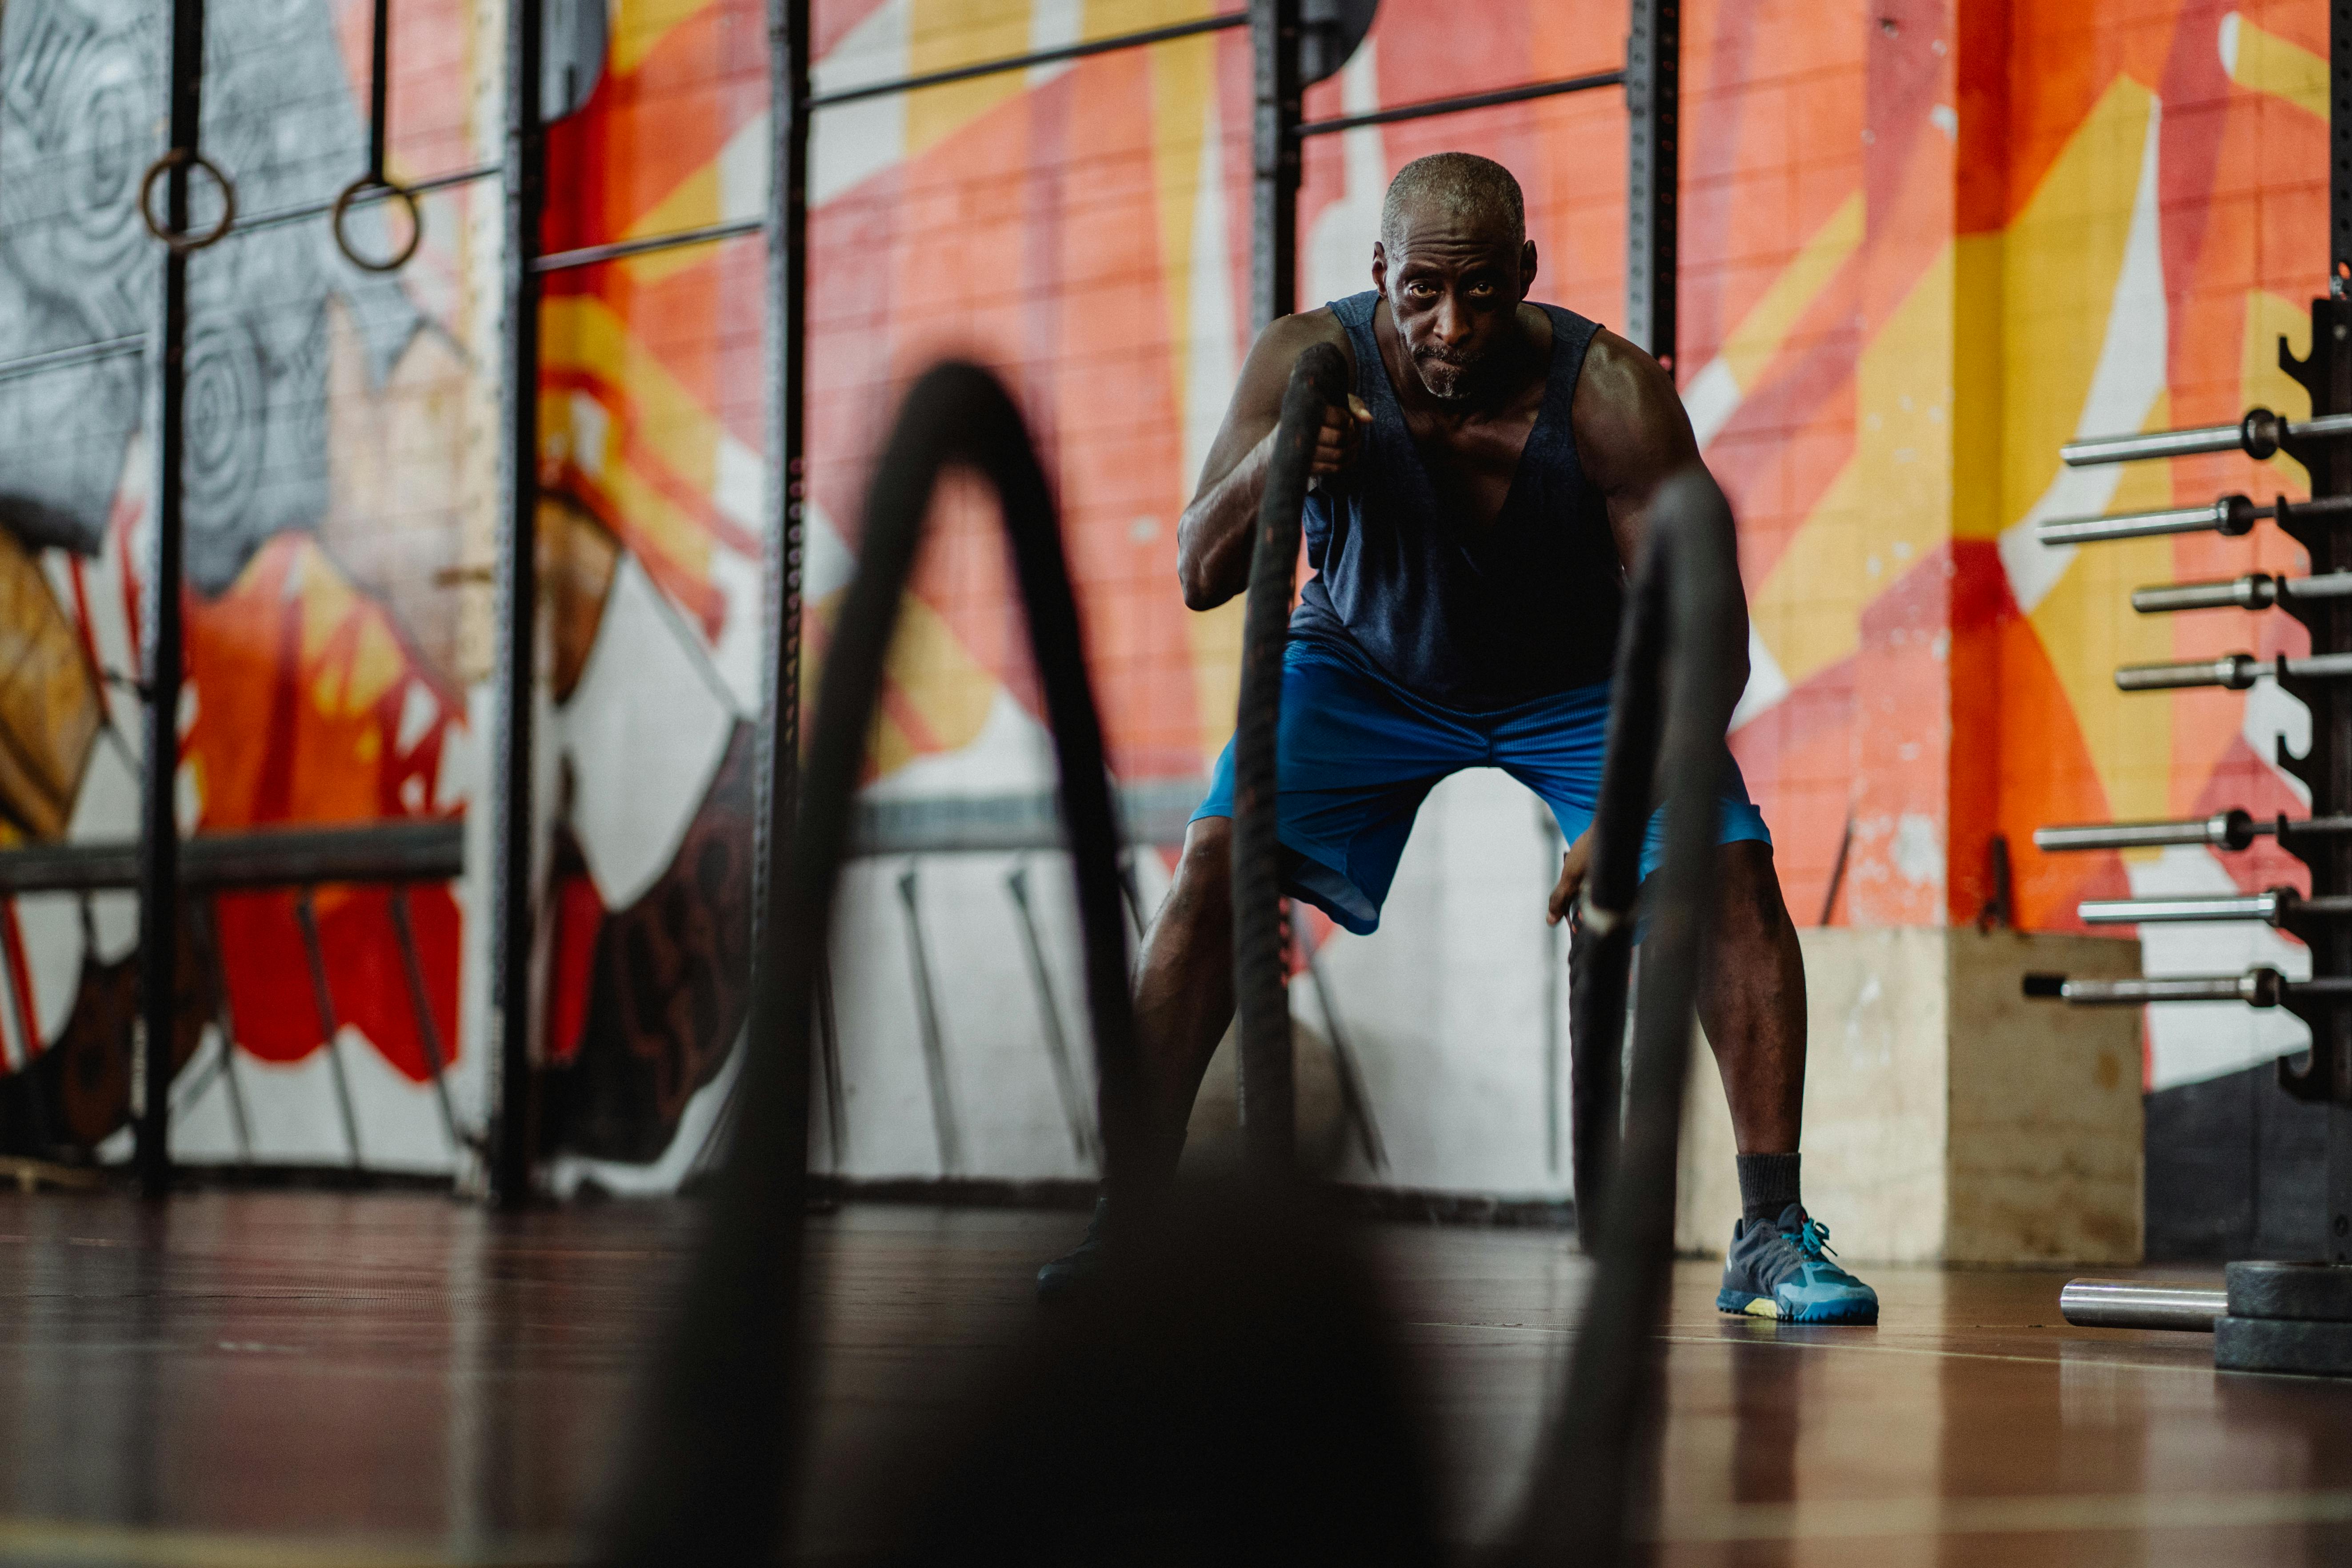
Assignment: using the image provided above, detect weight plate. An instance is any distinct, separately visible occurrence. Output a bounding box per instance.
[2225,1260,2352,1322]
[2215,1315,2352,1377]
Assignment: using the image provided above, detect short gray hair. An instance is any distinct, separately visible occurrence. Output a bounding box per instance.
[1379,152,1526,252]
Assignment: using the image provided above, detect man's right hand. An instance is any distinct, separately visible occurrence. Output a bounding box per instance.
[1312,394,1374,482]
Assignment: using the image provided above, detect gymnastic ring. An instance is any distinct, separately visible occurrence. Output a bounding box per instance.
[137,149,237,255]
[331,175,424,273]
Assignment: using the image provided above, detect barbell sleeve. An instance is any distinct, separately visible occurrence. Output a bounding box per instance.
[2078,889,2352,927]
[2060,408,2352,468]
[2022,969,2289,1007]
[2080,890,2287,924]
[2040,495,2258,546]
[2133,569,2352,613]
[2059,1279,2225,1332]
[2114,650,2352,691]
[2116,653,2269,690]
[2132,575,2281,613]
[2034,811,2263,853]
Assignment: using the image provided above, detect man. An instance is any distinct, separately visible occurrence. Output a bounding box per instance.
[1040,153,1877,1326]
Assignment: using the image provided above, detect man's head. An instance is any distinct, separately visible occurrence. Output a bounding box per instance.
[1372,153,1537,402]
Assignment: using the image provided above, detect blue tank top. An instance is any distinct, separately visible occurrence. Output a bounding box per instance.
[1289,292,1622,712]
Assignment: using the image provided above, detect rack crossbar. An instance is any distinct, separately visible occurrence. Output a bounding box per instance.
[1295,69,1626,137]
[0,820,462,895]
[804,12,1245,109]
[0,336,146,387]
[534,217,764,274]
[232,161,501,237]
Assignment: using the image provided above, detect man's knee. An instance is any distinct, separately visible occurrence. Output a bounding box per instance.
[1172,816,1234,909]
[1716,840,1796,938]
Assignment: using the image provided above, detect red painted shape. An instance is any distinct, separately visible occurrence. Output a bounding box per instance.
[547,873,605,1066]
[0,901,40,1065]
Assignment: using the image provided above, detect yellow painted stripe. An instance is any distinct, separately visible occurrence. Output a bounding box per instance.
[608,0,713,77]
[1998,74,2157,535]
[1748,240,1957,695]
[1720,193,1864,390]
[2225,12,2327,120]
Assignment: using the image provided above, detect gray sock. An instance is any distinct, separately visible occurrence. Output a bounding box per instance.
[1736,1152,1802,1228]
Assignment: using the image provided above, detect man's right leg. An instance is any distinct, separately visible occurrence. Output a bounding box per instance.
[1131,815,1238,1180]
[1036,816,1236,1298]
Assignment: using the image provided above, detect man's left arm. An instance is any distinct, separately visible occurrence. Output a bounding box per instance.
[1546,330,1750,924]
[1574,329,1748,660]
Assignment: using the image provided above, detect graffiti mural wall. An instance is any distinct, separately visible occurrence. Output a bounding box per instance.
[0,0,2336,1185]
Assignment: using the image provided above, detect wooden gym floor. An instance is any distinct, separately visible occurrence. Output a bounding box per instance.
[0,1192,2339,1566]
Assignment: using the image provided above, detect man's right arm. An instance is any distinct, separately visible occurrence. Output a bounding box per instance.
[1175,310,1364,612]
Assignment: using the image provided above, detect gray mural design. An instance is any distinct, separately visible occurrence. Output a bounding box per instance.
[0,0,425,591]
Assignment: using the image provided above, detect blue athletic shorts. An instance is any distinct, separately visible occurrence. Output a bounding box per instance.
[1192,636,1772,936]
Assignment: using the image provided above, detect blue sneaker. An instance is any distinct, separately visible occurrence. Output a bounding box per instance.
[1716,1204,1879,1325]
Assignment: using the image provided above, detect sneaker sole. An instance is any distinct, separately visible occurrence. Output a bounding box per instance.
[1716,1287,1878,1326]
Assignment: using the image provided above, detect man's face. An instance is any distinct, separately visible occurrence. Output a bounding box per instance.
[1372,207,1535,402]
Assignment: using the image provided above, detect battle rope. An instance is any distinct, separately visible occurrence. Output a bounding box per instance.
[596,363,1141,1564]
[1232,341,1350,1177]
[1517,468,1746,1565]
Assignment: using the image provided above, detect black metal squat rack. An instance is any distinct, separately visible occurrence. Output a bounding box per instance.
[2022,4,2352,1372]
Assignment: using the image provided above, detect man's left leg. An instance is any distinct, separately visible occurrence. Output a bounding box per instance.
[1702,841,1878,1325]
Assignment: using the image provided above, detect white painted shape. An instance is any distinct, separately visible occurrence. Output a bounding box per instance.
[1304,42,1385,312]
[811,0,908,207]
[704,541,764,716]
[336,1024,462,1172]
[2129,845,2313,1090]
[1682,356,1742,449]
[68,737,140,962]
[396,678,440,758]
[549,1027,742,1195]
[717,110,769,223]
[914,853,1097,1179]
[1996,96,2169,615]
[435,700,476,811]
[1730,624,1791,732]
[1183,97,1240,488]
[452,680,497,1170]
[805,500,858,601]
[12,893,83,1043]
[1891,812,1944,892]
[567,389,610,480]
[232,1046,370,1166]
[713,432,764,531]
[1929,103,1958,140]
[2244,675,2313,805]
[1027,0,1082,88]
[829,858,949,1176]
[561,556,735,911]
[2218,11,2242,76]
[166,1028,243,1163]
[863,687,1056,799]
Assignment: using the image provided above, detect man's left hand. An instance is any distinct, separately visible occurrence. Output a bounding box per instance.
[1547,828,1594,926]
